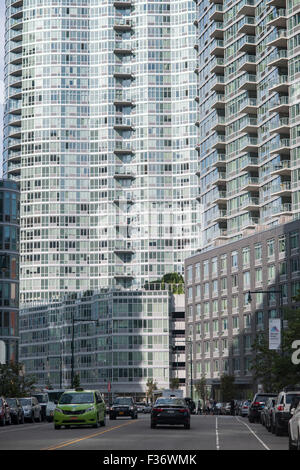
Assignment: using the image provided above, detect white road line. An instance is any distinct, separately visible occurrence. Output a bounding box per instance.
[0,422,50,435]
[235,416,270,450]
[216,416,220,450]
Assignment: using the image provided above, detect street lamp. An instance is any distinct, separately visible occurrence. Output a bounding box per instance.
[247,289,283,355]
[70,313,99,388]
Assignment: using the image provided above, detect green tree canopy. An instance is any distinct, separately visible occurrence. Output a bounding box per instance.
[220,374,236,402]
[251,296,300,392]
[0,362,36,397]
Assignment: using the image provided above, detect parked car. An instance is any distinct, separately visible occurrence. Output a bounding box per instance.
[32,392,48,421]
[136,402,146,413]
[45,389,65,422]
[6,398,24,424]
[212,403,223,415]
[0,397,11,426]
[262,397,276,432]
[223,402,232,415]
[151,397,190,429]
[238,400,251,417]
[288,397,300,450]
[144,403,152,414]
[19,397,42,422]
[248,393,277,423]
[109,397,138,420]
[272,386,300,436]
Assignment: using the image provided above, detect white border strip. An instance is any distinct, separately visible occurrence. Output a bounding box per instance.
[235,416,270,450]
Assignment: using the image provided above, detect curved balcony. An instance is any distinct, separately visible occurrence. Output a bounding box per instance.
[271,181,291,197]
[210,22,224,39]
[239,136,259,153]
[113,65,134,79]
[270,117,290,135]
[114,241,135,254]
[114,142,135,155]
[240,155,259,172]
[269,75,289,93]
[268,49,288,68]
[237,16,256,35]
[240,117,258,134]
[113,0,134,7]
[269,95,289,114]
[270,203,292,217]
[239,73,257,91]
[210,39,224,57]
[240,98,257,114]
[240,196,260,212]
[211,92,225,109]
[209,4,223,21]
[271,160,291,176]
[237,35,256,53]
[113,18,133,31]
[237,0,256,17]
[238,54,256,73]
[270,138,290,155]
[267,9,286,28]
[113,169,136,180]
[267,29,287,48]
[114,41,134,55]
[113,117,135,131]
[211,57,224,74]
[211,74,225,92]
[240,176,259,192]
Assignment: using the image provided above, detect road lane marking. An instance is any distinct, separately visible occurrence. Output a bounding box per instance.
[235,416,270,450]
[42,420,136,450]
[216,416,220,450]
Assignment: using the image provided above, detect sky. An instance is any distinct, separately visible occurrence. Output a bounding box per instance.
[0,2,5,176]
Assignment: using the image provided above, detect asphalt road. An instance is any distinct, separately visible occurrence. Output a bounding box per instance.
[0,414,289,451]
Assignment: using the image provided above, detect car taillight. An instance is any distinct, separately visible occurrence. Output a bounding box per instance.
[178,409,188,413]
[154,408,163,413]
[253,402,261,406]
[277,405,284,411]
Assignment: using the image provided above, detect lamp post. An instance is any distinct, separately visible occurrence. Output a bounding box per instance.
[70,313,99,388]
[247,289,283,355]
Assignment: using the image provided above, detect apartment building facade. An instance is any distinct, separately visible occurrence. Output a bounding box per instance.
[0,180,20,363]
[19,287,186,398]
[4,0,199,304]
[194,0,300,250]
[185,219,300,398]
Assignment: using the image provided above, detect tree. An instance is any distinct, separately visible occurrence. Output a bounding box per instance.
[220,374,236,402]
[251,297,300,392]
[170,377,180,390]
[0,362,36,397]
[73,373,80,389]
[146,378,157,403]
[194,374,207,401]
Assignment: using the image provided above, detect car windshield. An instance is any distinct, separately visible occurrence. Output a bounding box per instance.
[286,394,300,404]
[155,398,185,406]
[6,399,16,406]
[19,398,31,406]
[47,391,65,402]
[113,398,132,406]
[59,393,94,404]
[33,394,48,403]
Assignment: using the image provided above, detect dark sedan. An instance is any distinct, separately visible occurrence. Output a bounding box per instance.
[6,398,24,424]
[109,397,138,420]
[150,398,190,429]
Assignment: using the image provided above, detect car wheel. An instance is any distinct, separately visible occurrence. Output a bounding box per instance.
[36,413,42,423]
[54,425,61,430]
[7,415,11,425]
[21,414,24,424]
[248,416,254,423]
[184,422,190,430]
[150,421,156,429]
[16,415,20,425]
[93,414,100,428]
[0,416,5,426]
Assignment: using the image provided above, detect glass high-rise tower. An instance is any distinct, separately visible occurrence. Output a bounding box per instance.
[4,0,199,304]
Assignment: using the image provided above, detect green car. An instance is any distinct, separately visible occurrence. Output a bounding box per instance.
[54,388,106,429]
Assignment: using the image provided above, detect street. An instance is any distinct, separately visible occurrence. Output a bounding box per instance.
[0,414,288,451]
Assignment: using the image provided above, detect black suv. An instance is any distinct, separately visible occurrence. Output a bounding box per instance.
[109,397,138,420]
[6,398,24,424]
[248,393,277,423]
